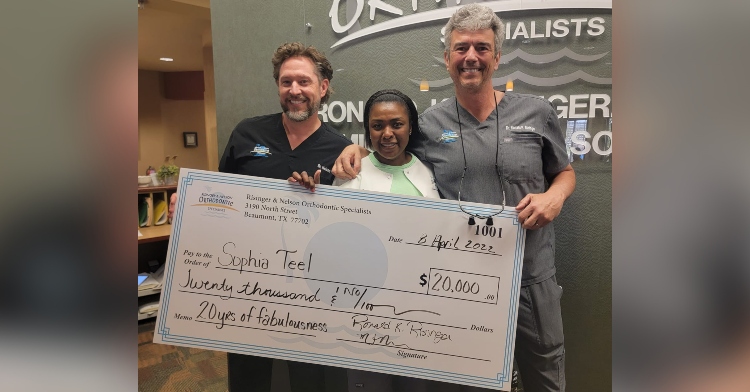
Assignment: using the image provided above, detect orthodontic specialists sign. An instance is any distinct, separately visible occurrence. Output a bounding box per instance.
[322,0,612,160]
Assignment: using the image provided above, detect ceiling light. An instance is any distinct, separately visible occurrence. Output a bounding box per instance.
[159,57,174,62]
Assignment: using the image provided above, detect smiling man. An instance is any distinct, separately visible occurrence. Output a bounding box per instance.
[217,42,351,392]
[219,42,351,185]
[333,4,576,392]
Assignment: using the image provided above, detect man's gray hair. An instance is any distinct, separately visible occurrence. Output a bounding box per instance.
[443,3,505,56]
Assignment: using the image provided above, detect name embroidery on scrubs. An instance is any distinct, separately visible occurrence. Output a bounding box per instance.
[250,144,272,157]
[317,163,332,174]
[439,130,458,143]
[506,125,536,132]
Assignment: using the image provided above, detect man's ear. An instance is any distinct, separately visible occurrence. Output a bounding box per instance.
[444,51,450,70]
[320,78,329,98]
[494,51,501,70]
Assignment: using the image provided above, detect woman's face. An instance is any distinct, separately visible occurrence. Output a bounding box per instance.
[369,101,411,166]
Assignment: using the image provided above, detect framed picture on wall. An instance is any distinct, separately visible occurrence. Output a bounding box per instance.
[183,132,198,148]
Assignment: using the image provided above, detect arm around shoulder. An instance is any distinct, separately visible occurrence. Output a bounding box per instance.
[332,144,369,180]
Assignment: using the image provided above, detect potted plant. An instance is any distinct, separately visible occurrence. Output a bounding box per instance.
[157,155,179,185]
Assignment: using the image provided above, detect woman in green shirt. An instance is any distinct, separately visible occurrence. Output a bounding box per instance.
[289,90,442,391]
[291,89,439,198]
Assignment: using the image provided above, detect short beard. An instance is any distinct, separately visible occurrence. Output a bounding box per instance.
[282,99,320,122]
[285,108,313,122]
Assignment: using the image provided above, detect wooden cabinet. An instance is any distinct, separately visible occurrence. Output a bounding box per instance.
[138,185,176,320]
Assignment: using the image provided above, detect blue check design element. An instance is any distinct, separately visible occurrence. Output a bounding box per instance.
[439,130,459,143]
[251,144,272,157]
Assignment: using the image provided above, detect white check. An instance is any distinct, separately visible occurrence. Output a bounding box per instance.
[154,169,526,390]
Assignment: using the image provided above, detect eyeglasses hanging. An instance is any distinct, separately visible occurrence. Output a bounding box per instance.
[456,92,506,226]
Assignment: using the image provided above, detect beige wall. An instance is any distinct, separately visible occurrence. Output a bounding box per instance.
[138,69,209,175]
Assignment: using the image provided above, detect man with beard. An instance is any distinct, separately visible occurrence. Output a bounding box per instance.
[217,42,351,391]
[219,42,351,185]
[333,4,575,391]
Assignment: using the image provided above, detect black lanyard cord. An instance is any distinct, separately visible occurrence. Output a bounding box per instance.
[456,92,506,226]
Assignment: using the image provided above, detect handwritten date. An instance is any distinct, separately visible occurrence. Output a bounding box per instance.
[418,234,494,254]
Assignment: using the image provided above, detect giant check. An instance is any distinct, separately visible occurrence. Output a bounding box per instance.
[154,169,525,390]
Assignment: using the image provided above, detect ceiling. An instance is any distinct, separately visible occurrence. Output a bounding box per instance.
[138,0,211,72]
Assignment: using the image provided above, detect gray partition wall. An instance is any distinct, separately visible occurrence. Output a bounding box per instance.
[212,1,611,390]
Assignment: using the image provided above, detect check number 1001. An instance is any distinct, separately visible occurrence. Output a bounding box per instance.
[475,225,502,238]
[426,269,501,304]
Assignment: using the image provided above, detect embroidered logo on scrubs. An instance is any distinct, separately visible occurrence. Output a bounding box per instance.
[250,144,272,157]
[439,130,458,143]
